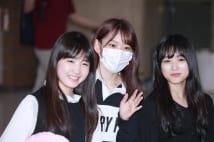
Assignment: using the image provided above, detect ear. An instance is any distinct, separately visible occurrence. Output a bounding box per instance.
[93,39,101,56]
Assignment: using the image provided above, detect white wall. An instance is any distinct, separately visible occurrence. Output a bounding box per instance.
[0,27,3,85]
[0,7,2,85]
[197,50,214,93]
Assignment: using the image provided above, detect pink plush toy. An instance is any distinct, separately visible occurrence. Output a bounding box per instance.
[25,132,69,142]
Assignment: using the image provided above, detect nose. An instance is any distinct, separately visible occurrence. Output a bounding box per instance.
[114,44,125,51]
[118,46,123,50]
[72,63,81,75]
[171,61,178,70]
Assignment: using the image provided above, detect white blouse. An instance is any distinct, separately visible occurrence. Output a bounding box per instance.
[0,94,101,142]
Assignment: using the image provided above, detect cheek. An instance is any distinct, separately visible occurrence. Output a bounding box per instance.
[57,62,69,79]
[161,64,168,73]
[161,70,168,79]
[180,63,189,73]
[183,64,189,76]
[161,64,171,79]
[56,65,64,80]
[58,62,71,72]
[82,67,90,79]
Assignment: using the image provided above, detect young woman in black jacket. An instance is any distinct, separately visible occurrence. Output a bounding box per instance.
[140,34,214,142]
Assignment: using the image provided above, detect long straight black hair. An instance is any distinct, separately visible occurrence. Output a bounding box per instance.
[45,31,97,142]
[153,34,208,140]
[92,18,142,94]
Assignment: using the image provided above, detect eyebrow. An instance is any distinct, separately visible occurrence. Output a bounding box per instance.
[164,53,184,59]
[108,39,118,43]
[175,53,184,57]
[83,56,89,61]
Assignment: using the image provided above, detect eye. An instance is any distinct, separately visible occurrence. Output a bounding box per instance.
[66,58,74,63]
[124,46,132,52]
[162,58,170,63]
[178,57,186,61]
[82,61,90,66]
[108,43,116,48]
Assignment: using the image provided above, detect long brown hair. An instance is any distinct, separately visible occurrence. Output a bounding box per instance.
[45,31,97,142]
[92,18,142,95]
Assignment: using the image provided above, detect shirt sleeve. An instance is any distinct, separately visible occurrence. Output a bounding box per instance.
[0,95,38,142]
[205,94,214,142]
[116,109,141,142]
[137,94,159,142]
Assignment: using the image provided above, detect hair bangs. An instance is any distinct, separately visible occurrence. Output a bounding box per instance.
[120,29,133,46]
[159,38,188,63]
[63,45,82,58]
[59,38,92,61]
[115,20,135,48]
[164,46,186,58]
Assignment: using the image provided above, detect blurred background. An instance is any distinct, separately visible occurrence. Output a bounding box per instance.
[0,0,214,134]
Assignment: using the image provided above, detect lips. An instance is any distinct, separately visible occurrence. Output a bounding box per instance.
[170,73,181,77]
[68,75,80,82]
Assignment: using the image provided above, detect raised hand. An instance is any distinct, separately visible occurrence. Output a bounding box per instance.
[119,89,143,120]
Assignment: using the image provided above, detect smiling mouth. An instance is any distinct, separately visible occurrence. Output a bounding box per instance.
[69,76,80,82]
[170,73,181,77]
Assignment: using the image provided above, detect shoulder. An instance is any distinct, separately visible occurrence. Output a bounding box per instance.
[204,93,214,113]
[32,86,45,98]
[140,92,158,121]
[31,87,46,104]
[20,94,38,109]
[142,92,157,109]
[204,93,214,139]
[204,93,214,105]
[138,92,160,141]
[204,93,214,112]
[17,94,39,124]
[0,95,39,142]
[17,95,39,120]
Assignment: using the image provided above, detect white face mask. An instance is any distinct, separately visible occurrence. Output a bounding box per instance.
[100,48,133,73]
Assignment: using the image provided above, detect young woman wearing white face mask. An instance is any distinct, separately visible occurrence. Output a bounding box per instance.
[92,18,143,142]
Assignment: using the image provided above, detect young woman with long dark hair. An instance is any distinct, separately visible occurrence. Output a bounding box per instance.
[0,31,98,142]
[140,34,214,142]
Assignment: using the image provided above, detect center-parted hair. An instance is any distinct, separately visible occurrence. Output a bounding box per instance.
[45,31,97,142]
[153,34,208,140]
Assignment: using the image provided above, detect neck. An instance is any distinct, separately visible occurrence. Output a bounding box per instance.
[98,64,121,91]
[59,83,74,98]
[169,83,188,107]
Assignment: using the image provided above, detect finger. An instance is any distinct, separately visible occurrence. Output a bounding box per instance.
[134,105,143,112]
[129,89,138,101]
[134,91,143,101]
[129,105,143,116]
[134,96,143,107]
[121,93,129,104]
[136,96,143,105]
[134,92,143,103]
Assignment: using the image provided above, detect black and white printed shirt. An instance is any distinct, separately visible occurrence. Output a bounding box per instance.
[95,71,126,142]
